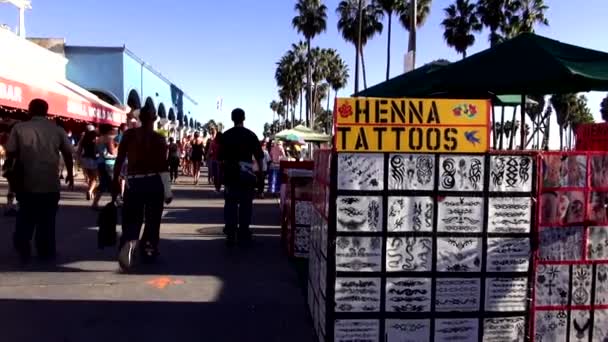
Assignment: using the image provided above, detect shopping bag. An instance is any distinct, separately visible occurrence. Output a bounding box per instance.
[97,201,117,249]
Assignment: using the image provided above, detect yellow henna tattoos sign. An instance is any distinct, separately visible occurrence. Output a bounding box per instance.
[334,97,490,153]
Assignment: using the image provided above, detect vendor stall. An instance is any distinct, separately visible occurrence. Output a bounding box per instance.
[308,97,539,342]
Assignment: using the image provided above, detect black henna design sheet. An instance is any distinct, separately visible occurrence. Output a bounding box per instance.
[385,319,430,342]
[437,196,484,233]
[485,237,530,272]
[334,277,381,312]
[435,318,478,342]
[593,310,608,342]
[336,196,383,232]
[388,154,434,190]
[484,277,528,312]
[337,153,384,191]
[387,196,433,232]
[483,316,526,342]
[334,319,379,342]
[488,197,532,233]
[439,155,485,192]
[436,237,482,272]
[489,155,533,192]
[587,226,608,260]
[386,237,433,272]
[435,278,481,312]
[335,236,382,272]
[385,278,431,313]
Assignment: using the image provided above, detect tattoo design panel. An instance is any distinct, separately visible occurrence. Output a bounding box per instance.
[539,227,584,261]
[486,237,531,272]
[435,278,481,312]
[388,154,434,191]
[484,277,528,312]
[336,236,382,272]
[437,196,484,233]
[438,155,485,192]
[295,201,312,225]
[596,264,608,305]
[436,237,482,272]
[587,226,608,260]
[385,319,430,342]
[489,155,533,192]
[336,196,383,232]
[535,265,570,306]
[337,153,384,191]
[534,310,567,342]
[387,196,433,232]
[483,316,526,342]
[569,310,591,342]
[385,278,431,313]
[386,237,433,272]
[334,319,379,342]
[593,310,608,342]
[487,197,532,234]
[334,278,381,313]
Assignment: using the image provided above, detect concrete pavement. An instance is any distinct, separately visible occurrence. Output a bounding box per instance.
[0,174,314,342]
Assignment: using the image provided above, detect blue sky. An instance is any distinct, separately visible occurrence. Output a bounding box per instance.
[1,0,607,139]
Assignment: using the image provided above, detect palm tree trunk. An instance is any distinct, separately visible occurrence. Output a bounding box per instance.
[361,46,368,90]
[385,13,392,81]
[559,125,564,150]
[299,88,303,122]
[407,0,417,70]
[463,51,467,59]
[306,37,312,127]
[327,87,331,112]
[354,0,363,93]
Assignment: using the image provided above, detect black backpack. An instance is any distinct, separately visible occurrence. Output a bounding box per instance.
[97,202,117,249]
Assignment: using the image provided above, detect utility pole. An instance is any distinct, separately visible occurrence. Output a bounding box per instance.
[354,0,363,94]
[0,0,31,38]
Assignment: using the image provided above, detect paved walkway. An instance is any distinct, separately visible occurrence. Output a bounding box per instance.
[0,173,313,342]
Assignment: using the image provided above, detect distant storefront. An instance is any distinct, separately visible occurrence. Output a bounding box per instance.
[0,28,125,131]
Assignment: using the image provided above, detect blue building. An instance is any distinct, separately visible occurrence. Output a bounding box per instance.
[64,45,199,129]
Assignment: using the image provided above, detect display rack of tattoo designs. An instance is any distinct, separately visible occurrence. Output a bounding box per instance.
[322,153,538,342]
[534,151,608,342]
[308,149,332,342]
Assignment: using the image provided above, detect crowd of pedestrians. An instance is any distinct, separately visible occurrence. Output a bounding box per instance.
[1,99,270,271]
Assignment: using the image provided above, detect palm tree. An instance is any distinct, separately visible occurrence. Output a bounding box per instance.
[327,55,350,111]
[270,100,280,124]
[292,0,328,127]
[377,0,403,80]
[289,41,308,121]
[476,0,514,46]
[441,0,482,59]
[550,93,577,150]
[275,52,301,127]
[601,94,608,122]
[510,0,548,34]
[337,0,383,91]
[397,0,432,70]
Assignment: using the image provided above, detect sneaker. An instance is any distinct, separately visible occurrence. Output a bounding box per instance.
[237,230,253,247]
[225,233,236,247]
[118,240,139,271]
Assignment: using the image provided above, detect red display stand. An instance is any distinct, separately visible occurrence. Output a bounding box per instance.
[533,151,608,341]
[280,160,314,258]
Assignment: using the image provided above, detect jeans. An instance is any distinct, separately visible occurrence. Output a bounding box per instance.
[224,183,254,236]
[120,175,164,250]
[14,192,60,257]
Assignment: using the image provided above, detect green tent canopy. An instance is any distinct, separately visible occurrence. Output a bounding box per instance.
[356,33,608,98]
[275,125,331,142]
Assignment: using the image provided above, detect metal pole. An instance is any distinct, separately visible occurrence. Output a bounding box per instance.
[520,94,526,149]
[354,0,363,94]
